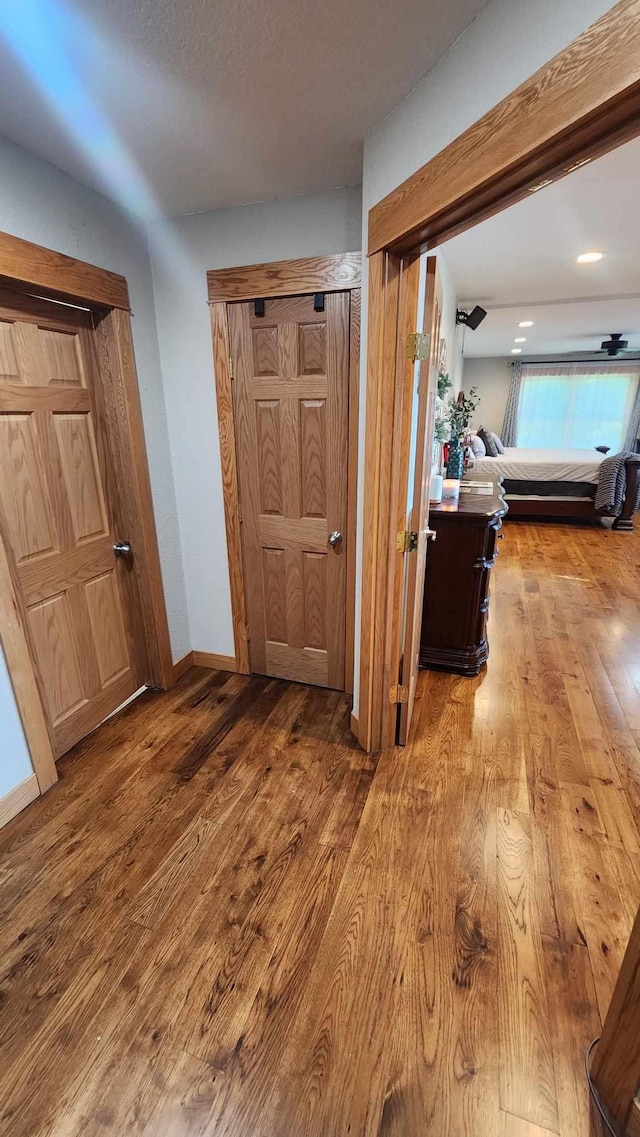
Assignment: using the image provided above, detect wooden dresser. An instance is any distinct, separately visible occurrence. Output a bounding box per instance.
[420,482,507,675]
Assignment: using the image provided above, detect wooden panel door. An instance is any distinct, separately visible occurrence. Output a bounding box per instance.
[229,292,349,689]
[0,289,142,757]
[398,257,442,744]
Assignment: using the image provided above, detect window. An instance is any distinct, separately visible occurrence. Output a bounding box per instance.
[517,367,639,450]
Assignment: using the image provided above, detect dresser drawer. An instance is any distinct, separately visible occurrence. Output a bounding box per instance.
[420,489,506,675]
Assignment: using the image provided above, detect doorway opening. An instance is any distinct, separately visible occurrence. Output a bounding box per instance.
[357,4,640,1128]
[358,1,640,753]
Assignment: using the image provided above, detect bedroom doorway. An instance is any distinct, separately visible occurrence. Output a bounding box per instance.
[359,2,640,1127]
[358,1,640,754]
[375,134,640,752]
[440,133,640,530]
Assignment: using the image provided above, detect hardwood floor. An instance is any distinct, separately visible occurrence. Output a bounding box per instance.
[1,520,639,1136]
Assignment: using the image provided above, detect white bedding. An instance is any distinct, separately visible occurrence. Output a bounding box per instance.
[471,447,605,484]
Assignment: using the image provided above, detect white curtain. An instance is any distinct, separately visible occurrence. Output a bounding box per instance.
[517,361,640,451]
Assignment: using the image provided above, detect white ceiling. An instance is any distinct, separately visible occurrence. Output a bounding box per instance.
[443,136,640,358]
[458,299,640,359]
[0,0,488,219]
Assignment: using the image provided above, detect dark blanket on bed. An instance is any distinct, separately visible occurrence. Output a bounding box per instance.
[502,479,596,499]
[595,451,640,516]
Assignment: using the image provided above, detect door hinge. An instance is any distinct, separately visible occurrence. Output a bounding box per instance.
[389,684,409,704]
[229,356,234,378]
[397,530,418,553]
[406,332,431,362]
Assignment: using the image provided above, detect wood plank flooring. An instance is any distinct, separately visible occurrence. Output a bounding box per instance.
[1,519,639,1135]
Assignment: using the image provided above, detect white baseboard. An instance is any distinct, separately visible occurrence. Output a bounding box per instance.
[0,773,39,829]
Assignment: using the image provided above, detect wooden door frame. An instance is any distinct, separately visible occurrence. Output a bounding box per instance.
[207,252,361,692]
[591,903,640,1135]
[0,231,173,797]
[358,0,640,753]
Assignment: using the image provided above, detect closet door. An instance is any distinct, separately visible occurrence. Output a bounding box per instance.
[229,292,349,689]
[0,290,142,756]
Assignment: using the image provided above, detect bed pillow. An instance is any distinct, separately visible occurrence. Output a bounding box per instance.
[478,427,499,457]
[490,431,505,454]
[470,434,486,458]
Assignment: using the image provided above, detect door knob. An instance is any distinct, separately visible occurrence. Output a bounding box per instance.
[113,541,132,557]
[426,529,437,542]
[328,531,342,548]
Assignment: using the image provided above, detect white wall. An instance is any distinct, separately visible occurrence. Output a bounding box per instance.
[353,0,617,714]
[0,651,34,798]
[149,186,362,657]
[363,0,616,210]
[435,250,463,394]
[462,357,512,434]
[0,135,187,799]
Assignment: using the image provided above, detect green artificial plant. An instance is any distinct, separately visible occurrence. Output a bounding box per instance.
[448,386,480,440]
[437,371,453,399]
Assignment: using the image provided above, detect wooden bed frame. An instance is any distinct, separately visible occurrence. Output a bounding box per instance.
[503,456,640,530]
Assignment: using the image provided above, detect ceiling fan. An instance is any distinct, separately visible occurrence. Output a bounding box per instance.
[600,332,630,356]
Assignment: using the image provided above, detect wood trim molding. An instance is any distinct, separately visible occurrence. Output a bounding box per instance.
[380,253,422,749]
[629,1100,640,1137]
[344,288,361,696]
[173,652,194,682]
[207,252,361,303]
[368,0,640,253]
[173,650,239,677]
[356,250,401,751]
[0,774,40,830]
[192,651,239,672]
[210,303,251,674]
[357,251,422,751]
[592,903,640,1133]
[0,539,58,793]
[0,230,129,309]
[94,308,174,690]
[208,254,361,695]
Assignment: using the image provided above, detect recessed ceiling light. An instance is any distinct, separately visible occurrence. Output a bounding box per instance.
[576,251,604,263]
[518,321,534,328]
[514,337,527,343]
[511,348,522,354]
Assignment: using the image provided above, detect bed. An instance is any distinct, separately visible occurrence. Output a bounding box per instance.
[469,446,640,528]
